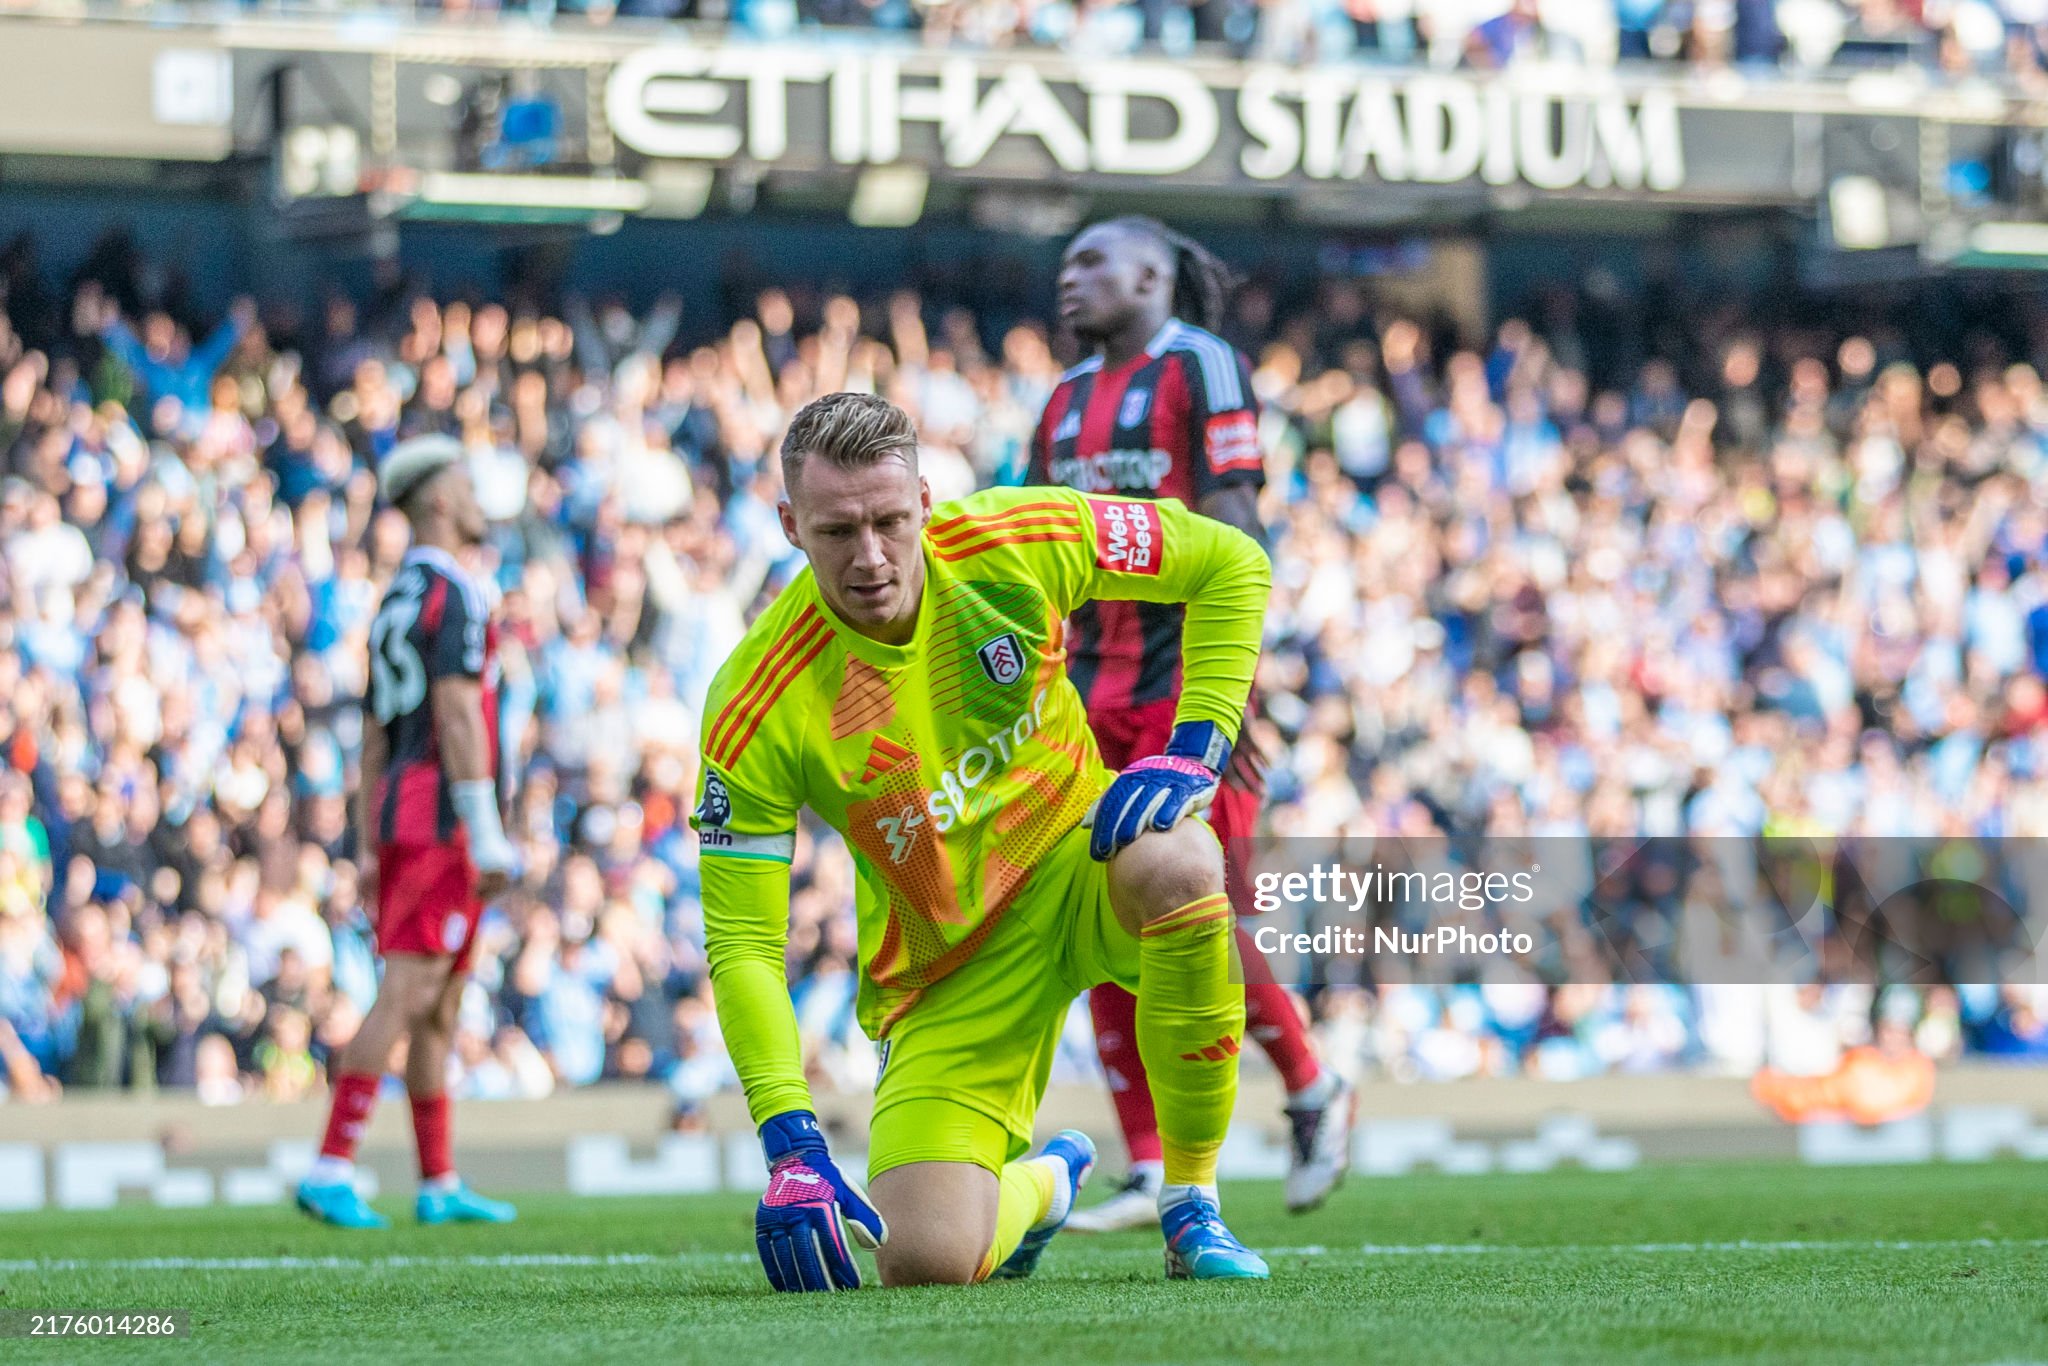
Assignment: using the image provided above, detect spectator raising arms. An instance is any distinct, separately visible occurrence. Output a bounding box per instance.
[0,228,2043,1119]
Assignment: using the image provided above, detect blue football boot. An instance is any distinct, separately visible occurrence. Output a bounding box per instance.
[416,1181,518,1225]
[295,1178,389,1230]
[1161,1196,1269,1280]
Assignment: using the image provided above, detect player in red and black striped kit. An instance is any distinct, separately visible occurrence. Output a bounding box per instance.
[297,435,520,1229]
[1032,218,1356,1229]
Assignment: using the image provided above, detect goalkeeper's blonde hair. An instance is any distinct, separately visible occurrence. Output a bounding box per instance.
[780,391,920,492]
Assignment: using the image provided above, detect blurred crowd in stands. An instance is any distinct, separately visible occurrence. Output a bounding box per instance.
[10,0,2048,80]
[2,218,2048,1118]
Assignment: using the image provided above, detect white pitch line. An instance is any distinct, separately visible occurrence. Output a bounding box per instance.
[0,1252,755,1274]
[3,1239,2045,1276]
[1264,1238,2048,1257]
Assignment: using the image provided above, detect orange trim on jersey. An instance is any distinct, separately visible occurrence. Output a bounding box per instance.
[721,629,831,767]
[933,531,1084,563]
[708,614,819,765]
[1141,893,1232,938]
[928,505,1078,534]
[873,901,1010,998]
[707,609,824,765]
[930,525,1085,557]
[876,988,927,1038]
[927,511,1084,549]
[830,657,896,741]
[833,692,895,740]
[926,500,1075,538]
[705,608,819,761]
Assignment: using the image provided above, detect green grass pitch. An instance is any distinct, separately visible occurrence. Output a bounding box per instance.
[3,1162,2045,1364]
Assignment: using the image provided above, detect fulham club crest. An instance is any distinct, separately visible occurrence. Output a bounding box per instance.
[977,633,1025,685]
[1120,387,1151,427]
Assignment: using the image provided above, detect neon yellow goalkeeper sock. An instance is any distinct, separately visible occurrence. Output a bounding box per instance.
[1137,892,1243,1190]
[974,1158,1058,1281]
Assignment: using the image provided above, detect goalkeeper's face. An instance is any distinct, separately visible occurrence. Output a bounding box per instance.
[780,452,932,644]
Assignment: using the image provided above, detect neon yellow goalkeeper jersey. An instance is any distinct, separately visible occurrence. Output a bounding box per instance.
[692,484,1267,1124]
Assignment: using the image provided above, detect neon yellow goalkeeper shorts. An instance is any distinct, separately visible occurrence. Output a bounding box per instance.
[865,819,1141,1180]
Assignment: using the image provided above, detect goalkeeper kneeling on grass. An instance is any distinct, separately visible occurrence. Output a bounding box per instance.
[697,392,1271,1290]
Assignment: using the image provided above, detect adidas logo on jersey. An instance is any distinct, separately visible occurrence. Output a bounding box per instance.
[1179,1034,1241,1063]
[859,734,913,784]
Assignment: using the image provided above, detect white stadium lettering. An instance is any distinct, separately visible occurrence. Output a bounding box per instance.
[1048,449,1174,493]
[925,689,1048,832]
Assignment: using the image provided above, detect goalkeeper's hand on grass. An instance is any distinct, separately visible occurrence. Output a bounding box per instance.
[755,1110,887,1292]
[1082,721,1229,863]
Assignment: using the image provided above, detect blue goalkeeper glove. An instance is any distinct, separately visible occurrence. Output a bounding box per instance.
[755,1111,888,1292]
[1083,721,1230,862]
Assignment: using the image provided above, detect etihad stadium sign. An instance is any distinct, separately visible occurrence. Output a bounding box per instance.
[605,50,1692,194]
[14,19,2036,213]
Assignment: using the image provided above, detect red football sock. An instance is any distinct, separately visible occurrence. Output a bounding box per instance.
[410,1091,453,1181]
[319,1072,382,1162]
[1237,925,1323,1095]
[1088,983,1163,1165]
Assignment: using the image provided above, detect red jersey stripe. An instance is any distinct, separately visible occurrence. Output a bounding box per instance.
[1154,354,1197,506]
[422,577,448,633]
[1078,361,1134,463]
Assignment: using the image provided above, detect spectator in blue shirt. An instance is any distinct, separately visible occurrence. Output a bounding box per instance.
[98,298,251,419]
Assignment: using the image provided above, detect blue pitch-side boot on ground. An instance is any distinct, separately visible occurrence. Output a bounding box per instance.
[1161,1197,1270,1280]
[992,1130,1097,1280]
[416,1182,519,1225]
[295,1178,390,1230]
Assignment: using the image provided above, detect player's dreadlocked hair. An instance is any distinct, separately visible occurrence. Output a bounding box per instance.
[1100,216,1239,333]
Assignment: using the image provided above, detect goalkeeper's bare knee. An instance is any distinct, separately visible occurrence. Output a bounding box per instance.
[1106,820,1226,939]
[869,1161,998,1287]
[875,1240,985,1287]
